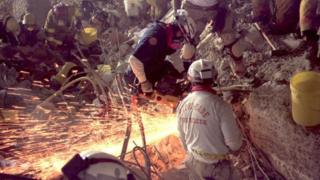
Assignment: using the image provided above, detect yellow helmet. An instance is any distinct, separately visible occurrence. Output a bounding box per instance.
[22,13,36,26]
[5,16,20,33]
[78,27,98,46]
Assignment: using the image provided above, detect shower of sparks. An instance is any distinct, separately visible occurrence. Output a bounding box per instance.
[0,87,177,179]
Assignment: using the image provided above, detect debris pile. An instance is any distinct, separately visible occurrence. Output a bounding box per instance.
[0,0,319,179]
[246,83,320,179]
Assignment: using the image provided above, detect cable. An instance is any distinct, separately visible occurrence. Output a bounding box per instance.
[236,118,271,180]
[132,146,151,180]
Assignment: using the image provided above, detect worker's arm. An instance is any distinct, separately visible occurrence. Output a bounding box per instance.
[219,102,243,152]
[128,55,147,83]
[44,10,63,45]
[299,0,318,33]
[44,10,55,35]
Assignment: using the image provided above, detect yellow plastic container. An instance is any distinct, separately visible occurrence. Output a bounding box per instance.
[290,71,320,127]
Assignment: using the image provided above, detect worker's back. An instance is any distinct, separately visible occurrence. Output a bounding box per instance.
[177,90,242,163]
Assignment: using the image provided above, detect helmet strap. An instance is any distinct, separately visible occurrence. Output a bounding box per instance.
[175,18,192,43]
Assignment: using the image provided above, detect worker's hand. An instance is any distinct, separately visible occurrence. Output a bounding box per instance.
[180,43,196,60]
[140,80,153,94]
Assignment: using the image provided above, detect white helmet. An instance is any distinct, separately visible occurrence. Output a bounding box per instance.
[174,9,196,41]
[62,151,135,180]
[188,59,218,84]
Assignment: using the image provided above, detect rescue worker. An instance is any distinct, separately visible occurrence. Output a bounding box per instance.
[18,13,45,47]
[51,27,102,89]
[252,0,319,64]
[124,10,196,96]
[62,151,137,179]
[18,13,47,63]
[0,16,20,45]
[89,10,120,35]
[0,16,20,59]
[176,59,243,180]
[172,0,248,76]
[76,27,102,67]
[44,3,80,50]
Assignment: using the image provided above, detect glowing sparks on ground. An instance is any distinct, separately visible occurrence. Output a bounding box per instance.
[1,101,177,179]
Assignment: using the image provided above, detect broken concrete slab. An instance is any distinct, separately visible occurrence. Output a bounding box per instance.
[245,82,320,180]
[255,55,311,83]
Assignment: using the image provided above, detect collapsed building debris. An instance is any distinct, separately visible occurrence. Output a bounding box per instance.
[246,83,320,179]
[0,0,319,179]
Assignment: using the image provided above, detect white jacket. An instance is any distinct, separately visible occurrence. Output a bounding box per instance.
[176,91,242,163]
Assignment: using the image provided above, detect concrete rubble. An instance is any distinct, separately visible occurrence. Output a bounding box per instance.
[0,0,320,179]
[245,82,320,180]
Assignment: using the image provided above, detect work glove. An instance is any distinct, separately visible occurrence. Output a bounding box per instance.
[180,43,196,60]
[140,80,153,94]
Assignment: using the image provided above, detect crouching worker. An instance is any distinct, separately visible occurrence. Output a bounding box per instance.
[51,27,102,89]
[75,27,102,67]
[124,10,196,100]
[176,59,243,180]
[44,2,80,60]
[0,16,20,59]
[18,13,47,64]
[252,0,319,65]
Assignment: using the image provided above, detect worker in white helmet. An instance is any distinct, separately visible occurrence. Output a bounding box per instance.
[62,151,137,180]
[176,59,243,180]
